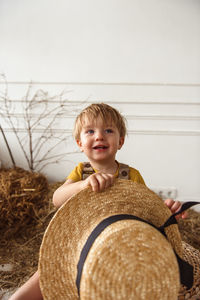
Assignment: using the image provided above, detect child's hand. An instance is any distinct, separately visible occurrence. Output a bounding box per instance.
[83,173,115,192]
[164,198,188,220]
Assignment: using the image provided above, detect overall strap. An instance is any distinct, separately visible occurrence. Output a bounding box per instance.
[82,162,130,180]
[82,162,95,180]
[118,163,130,179]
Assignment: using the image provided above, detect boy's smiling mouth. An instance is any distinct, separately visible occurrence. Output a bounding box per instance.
[93,145,108,150]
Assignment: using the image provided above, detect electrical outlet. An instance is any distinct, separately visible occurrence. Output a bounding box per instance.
[151,187,178,200]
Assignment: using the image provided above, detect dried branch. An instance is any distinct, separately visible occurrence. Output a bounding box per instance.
[0,74,82,172]
[0,124,16,167]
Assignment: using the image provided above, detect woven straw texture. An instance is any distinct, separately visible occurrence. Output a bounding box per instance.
[178,241,200,299]
[80,220,179,300]
[39,180,182,300]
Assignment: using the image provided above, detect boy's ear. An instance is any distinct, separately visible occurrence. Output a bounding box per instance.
[76,139,83,151]
[118,137,124,149]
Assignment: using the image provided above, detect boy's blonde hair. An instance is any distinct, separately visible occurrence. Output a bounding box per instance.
[73,103,127,140]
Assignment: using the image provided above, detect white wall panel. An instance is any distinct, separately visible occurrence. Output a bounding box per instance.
[0,0,200,209]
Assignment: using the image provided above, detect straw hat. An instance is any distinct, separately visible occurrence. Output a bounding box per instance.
[39,179,182,300]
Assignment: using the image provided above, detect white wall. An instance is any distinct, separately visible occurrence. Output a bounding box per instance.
[0,0,200,82]
[0,0,200,208]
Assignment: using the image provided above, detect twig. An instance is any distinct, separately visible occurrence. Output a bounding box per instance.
[0,74,84,172]
[0,124,16,167]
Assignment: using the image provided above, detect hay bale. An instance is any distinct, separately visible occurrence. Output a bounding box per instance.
[0,167,48,234]
[178,209,200,251]
[0,181,59,292]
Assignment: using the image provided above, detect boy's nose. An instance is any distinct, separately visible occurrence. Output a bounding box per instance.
[95,130,104,140]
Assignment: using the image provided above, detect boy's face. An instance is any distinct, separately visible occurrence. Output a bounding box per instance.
[76,116,124,164]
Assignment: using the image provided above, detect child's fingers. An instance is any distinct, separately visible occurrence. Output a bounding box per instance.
[165,198,181,212]
[175,203,188,219]
[164,198,174,209]
[87,174,100,192]
[171,201,182,213]
[97,173,114,191]
[87,173,114,192]
[181,211,188,219]
[94,174,106,191]
[165,198,188,219]
[177,210,188,219]
[102,174,115,189]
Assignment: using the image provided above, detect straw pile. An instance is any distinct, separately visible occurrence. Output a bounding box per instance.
[0,167,49,237]
[0,167,59,294]
[0,167,200,296]
[178,209,200,251]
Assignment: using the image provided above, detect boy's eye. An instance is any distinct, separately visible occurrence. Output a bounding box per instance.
[105,129,113,133]
[86,129,94,134]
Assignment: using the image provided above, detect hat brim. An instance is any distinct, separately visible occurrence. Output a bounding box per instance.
[39,180,182,299]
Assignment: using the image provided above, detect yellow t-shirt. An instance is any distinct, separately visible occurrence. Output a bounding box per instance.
[67,162,145,185]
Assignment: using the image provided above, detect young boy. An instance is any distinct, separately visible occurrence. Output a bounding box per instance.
[9,103,186,300]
